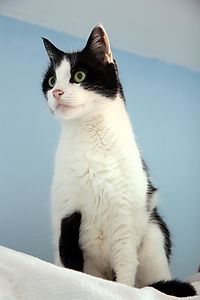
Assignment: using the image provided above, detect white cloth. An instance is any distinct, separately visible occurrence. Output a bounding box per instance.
[187,273,200,296]
[0,246,199,300]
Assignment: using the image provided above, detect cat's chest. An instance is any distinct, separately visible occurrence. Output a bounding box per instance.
[62,142,123,197]
[53,135,130,217]
[53,122,147,218]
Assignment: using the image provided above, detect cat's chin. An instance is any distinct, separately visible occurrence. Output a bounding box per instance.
[53,104,88,121]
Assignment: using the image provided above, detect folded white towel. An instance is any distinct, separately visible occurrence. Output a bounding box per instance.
[0,246,199,300]
[186,272,200,296]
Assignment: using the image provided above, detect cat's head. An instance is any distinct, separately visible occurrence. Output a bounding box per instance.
[42,25,124,121]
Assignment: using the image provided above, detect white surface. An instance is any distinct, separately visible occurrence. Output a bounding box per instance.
[0,0,200,70]
[187,274,200,296]
[0,246,199,300]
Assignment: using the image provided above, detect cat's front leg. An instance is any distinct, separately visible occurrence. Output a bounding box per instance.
[59,211,84,271]
[111,207,148,287]
[111,233,139,286]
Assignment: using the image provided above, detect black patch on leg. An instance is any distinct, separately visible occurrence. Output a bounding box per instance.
[149,280,197,297]
[150,208,171,261]
[59,212,84,272]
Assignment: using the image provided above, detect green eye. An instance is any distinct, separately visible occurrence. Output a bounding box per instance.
[48,76,56,88]
[74,70,86,83]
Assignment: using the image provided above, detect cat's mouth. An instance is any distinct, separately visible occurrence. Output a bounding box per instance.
[56,103,78,110]
[55,102,83,112]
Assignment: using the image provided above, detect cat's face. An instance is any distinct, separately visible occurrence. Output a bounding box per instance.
[42,25,123,121]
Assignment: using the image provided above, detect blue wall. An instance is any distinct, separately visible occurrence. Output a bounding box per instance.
[0,16,199,279]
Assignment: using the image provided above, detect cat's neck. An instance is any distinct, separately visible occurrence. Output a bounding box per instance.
[59,96,135,149]
[56,96,143,176]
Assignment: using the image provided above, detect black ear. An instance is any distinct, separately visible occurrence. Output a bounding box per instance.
[42,38,64,65]
[84,25,113,64]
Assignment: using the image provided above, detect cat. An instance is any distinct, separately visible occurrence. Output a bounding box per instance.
[42,25,196,297]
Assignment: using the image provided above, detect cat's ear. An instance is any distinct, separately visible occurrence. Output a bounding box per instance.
[42,38,64,64]
[84,25,114,64]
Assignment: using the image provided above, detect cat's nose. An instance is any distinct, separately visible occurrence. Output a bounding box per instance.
[53,89,64,101]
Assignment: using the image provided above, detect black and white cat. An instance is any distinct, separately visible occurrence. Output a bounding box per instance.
[42,25,196,297]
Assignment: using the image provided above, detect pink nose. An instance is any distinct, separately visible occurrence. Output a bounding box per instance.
[53,89,64,101]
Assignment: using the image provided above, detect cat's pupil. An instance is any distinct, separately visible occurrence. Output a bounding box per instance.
[77,73,82,79]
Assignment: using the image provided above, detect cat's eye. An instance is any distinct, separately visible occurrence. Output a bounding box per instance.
[48,76,56,88]
[74,71,86,83]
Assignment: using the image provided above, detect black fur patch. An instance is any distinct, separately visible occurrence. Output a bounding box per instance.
[42,37,124,99]
[150,208,171,261]
[59,212,84,272]
[42,64,56,98]
[141,157,158,211]
[42,38,64,67]
[150,280,197,297]
[67,51,120,98]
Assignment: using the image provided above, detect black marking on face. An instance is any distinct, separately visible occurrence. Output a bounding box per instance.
[42,38,65,99]
[59,212,84,272]
[149,280,197,297]
[150,208,172,261]
[42,64,56,98]
[42,26,125,100]
[67,50,119,98]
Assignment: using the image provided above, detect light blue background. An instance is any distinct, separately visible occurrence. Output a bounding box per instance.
[0,16,199,279]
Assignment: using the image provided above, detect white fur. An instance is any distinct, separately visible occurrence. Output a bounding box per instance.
[49,58,171,287]
[136,223,171,287]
